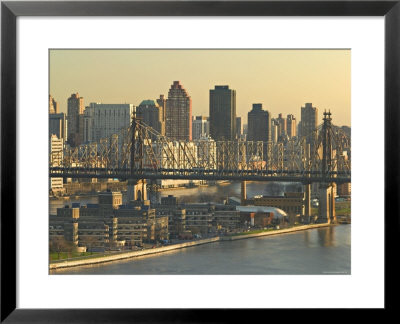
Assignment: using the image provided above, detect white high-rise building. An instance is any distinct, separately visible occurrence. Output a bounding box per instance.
[83,103,135,143]
[192,116,209,140]
[49,135,64,194]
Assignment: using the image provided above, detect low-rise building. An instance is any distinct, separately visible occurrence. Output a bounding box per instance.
[78,221,109,249]
[212,204,240,231]
[245,192,305,217]
[185,204,213,235]
[154,195,241,235]
[155,203,186,239]
[51,191,168,249]
[236,206,287,227]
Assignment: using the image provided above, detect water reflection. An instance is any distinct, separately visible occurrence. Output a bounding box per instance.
[317,226,336,247]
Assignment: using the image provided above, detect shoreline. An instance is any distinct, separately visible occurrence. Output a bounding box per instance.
[50,223,333,271]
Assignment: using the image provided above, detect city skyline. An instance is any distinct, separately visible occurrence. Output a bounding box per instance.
[50,49,351,126]
[49,50,351,275]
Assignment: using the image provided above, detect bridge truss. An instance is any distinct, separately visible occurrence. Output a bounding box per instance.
[50,111,351,184]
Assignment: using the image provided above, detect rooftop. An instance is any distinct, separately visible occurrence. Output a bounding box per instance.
[236,205,288,218]
[139,99,157,107]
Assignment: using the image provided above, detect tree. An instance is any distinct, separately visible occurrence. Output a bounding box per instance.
[108,237,116,251]
[49,236,70,260]
[84,236,98,255]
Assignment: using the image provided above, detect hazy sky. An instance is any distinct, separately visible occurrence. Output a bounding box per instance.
[50,49,351,126]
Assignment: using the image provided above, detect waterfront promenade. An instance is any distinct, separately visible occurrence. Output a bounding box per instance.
[50,223,331,271]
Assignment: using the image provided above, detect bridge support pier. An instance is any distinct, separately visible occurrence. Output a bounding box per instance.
[304,183,311,223]
[317,183,336,223]
[241,181,247,205]
[127,179,147,203]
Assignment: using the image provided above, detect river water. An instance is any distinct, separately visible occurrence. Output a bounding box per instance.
[54,225,350,275]
[50,181,350,275]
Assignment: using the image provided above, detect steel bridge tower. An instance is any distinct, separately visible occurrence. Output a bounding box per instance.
[317,110,336,224]
[128,112,147,203]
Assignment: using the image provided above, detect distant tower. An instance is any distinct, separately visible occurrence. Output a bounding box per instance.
[83,102,135,143]
[49,95,59,114]
[156,94,167,124]
[192,116,209,140]
[49,112,67,141]
[271,119,278,143]
[300,103,318,145]
[276,113,287,142]
[67,93,85,147]
[209,85,236,141]
[137,99,165,137]
[235,116,242,139]
[286,114,297,139]
[165,81,192,141]
[247,104,271,142]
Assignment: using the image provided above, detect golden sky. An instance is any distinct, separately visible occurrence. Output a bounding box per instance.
[50,49,350,126]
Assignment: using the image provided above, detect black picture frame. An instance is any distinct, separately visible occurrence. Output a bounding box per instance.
[1,0,398,322]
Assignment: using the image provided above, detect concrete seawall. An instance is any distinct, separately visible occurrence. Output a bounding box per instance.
[221,223,332,241]
[50,237,220,270]
[50,224,332,271]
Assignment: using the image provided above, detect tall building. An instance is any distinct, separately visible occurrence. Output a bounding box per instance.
[286,114,297,139]
[271,118,278,143]
[247,103,271,143]
[235,116,242,139]
[137,100,165,137]
[49,134,64,195]
[209,85,236,141]
[49,95,59,114]
[49,113,67,141]
[243,124,248,135]
[67,93,85,147]
[276,113,287,142]
[165,81,192,141]
[192,116,209,140]
[83,103,96,143]
[156,94,166,125]
[83,103,135,143]
[300,103,318,144]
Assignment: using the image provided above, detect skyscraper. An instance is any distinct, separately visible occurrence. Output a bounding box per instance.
[83,103,135,143]
[67,93,85,146]
[49,95,59,114]
[235,116,242,139]
[49,113,67,141]
[166,81,192,141]
[271,118,278,143]
[247,103,271,143]
[209,85,236,141]
[242,124,248,140]
[286,114,297,139]
[192,116,209,140]
[137,100,165,137]
[156,94,166,125]
[49,134,64,194]
[276,113,287,142]
[300,103,318,144]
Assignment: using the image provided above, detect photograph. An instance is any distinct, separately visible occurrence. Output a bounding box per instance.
[48,49,351,275]
[2,0,395,319]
